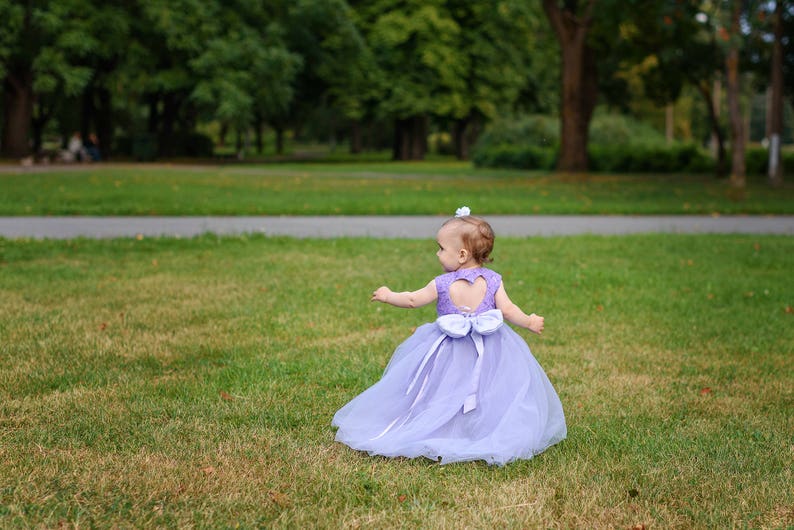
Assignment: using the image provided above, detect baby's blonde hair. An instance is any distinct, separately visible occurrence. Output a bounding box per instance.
[443,215,495,264]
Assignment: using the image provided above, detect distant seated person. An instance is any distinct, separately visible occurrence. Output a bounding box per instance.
[64,131,88,162]
[84,133,101,161]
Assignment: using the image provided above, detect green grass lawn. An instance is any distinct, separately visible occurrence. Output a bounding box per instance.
[2,161,793,215]
[1,233,792,528]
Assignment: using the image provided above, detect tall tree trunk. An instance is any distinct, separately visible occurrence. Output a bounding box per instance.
[159,93,181,157]
[81,84,95,141]
[161,94,177,137]
[694,80,728,177]
[542,0,597,173]
[349,119,362,154]
[1,71,34,158]
[393,116,427,160]
[725,0,745,190]
[275,126,284,155]
[710,77,722,159]
[31,96,55,155]
[254,116,264,154]
[147,95,159,134]
[452,117,469,160]
[452,112,484,161]
[767,0,784,187]
[31,114,45,155]
[665,104,674,144]
[393,118,408,160]
[410,115,427,159]
[95,86,113,159]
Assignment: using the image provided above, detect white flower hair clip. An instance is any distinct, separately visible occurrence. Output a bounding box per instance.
[455,206,471,218]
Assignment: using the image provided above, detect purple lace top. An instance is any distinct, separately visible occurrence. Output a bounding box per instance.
[435,268,502,316]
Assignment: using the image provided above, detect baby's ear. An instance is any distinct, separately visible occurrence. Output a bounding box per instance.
[458,248,469,263]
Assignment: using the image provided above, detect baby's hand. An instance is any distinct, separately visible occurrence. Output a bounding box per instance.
[528,313,544,335]
[371,286,392,303]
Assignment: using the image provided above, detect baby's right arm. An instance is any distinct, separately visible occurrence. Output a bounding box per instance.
[371,280,437,308]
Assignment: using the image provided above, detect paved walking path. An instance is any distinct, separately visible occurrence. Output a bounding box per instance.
[1,215,792,239]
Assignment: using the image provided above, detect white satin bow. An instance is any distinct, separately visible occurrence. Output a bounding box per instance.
[406,309,504,414]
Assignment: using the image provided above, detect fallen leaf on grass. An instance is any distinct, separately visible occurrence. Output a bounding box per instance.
[219,391,235,401]
[596,305,604,312]
[201,466,215,475]
[632,524,647,530]
[397,494,407,503]
[785,305,793,314]
[99,322,108,330]
[700,387,712,396]
[268,490,290,507]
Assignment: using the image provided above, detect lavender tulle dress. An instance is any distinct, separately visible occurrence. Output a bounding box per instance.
[332,267,566,465]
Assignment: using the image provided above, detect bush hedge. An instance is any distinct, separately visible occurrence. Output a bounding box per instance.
[471,145,557,171]
[588,144,712,173]
[472,139,715,173]
[473,142,794,175]
[472,114,793,175]
[743,146,794,175]
[473,115,559,152]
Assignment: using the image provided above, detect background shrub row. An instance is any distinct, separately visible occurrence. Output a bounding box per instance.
[472,114,793,175]
[472,143,794,175]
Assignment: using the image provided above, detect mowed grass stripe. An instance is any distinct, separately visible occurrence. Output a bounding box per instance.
[1,162,793,215]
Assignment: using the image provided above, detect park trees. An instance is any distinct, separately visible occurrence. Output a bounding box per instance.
[358,0,537,160]
[0,0,106,158]
[68,1,131,158]
[124,0,224,156]
[188,1,301,156]
[0,0,789,170]
[444,0,542,160]
[281,0,376,155]
[616,1,730,175]
[358,0,466,160]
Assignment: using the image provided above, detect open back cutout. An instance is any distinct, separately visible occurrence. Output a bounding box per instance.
[448,276,487,313]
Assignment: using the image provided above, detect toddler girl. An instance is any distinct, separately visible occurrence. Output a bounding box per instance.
[332,207,566,465]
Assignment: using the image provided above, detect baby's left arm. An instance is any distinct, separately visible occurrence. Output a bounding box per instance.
[371,280,438,309]
[494,283,544,335]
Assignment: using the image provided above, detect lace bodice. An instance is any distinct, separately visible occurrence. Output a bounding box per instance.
[435,268,502,316]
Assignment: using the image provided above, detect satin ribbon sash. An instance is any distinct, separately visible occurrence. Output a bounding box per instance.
[405,309,504,414]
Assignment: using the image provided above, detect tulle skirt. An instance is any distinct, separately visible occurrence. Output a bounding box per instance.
[332,323,566,465]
